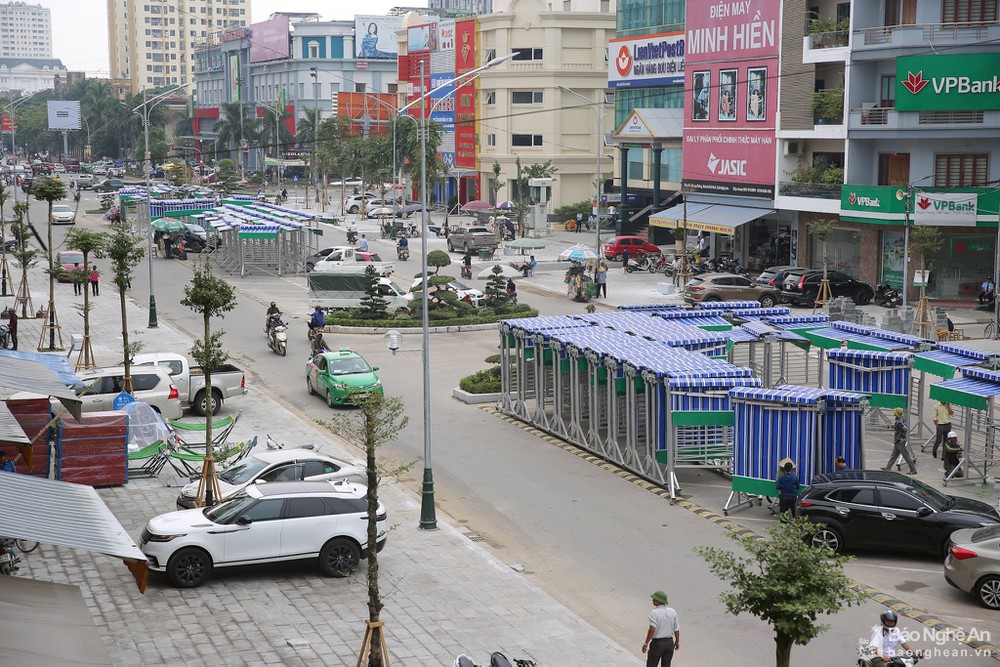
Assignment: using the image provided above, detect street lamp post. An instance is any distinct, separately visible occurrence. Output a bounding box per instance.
[133,84,190,329]
[7,91,40,203]
[559,85,608,255]
[310,67,319,204]
[397,53,513,530]
[258,100,283,192]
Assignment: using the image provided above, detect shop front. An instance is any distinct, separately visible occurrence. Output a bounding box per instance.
[649,201,775,264]
[841,185,999,301]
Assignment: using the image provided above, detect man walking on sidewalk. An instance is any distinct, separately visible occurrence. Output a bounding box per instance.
[932,399,953,459]
[7,310,17,350]
[72,263,83,295]
[642,590,680,667]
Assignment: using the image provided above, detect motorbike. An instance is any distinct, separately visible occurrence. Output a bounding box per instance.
[461,263,472,279]
[397,245,410,261]
[875,281,903,308]
[0,538,21,575]
[857,641,925,666]
[266,322,288,356]
[454,652,536,667]
[346,230,358,245]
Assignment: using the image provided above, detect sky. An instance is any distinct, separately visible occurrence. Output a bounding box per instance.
[38,0,426,75]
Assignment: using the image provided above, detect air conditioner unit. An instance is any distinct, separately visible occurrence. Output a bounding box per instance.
[783,141,799,157]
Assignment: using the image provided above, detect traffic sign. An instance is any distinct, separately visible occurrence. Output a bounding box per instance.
[112,391,135,410]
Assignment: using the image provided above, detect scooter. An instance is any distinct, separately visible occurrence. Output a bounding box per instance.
[397,245,410,261]
[857,641,925,666]
[874,281,903,308]
[454,653,536,667]
[346,230,358,245]
[266,322,288,356]
[0,538,21,575]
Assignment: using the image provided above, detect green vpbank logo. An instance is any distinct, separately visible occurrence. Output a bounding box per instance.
[897,53,1000,111]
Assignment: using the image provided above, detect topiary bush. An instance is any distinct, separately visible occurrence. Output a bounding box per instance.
[459,365,501,394]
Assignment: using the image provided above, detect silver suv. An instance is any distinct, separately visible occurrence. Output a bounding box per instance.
[447,226,499,254]
[75,366,183,419]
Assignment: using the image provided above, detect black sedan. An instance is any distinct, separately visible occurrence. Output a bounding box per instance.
[780,269,874,306]
[797,470,1000,556]
[93,178,126,192]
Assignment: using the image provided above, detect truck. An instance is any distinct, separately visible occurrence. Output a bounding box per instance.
[308,272,413,312]
[447,225,500,255]
[129,352,248,416]
[311,245,395,276]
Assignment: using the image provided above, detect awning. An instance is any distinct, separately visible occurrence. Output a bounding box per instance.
[0,350,81,388]
[930,377,1000,411]
[913,350,983,379]
[649,203,775,235]
[0,473,148,591]
[0,355,82,420]
[0,402,29,443]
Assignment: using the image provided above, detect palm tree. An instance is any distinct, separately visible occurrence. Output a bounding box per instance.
[211,102,249,170]
[295,107,320,148]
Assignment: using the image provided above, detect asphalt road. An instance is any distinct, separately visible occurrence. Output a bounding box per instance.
[24,190,1000,665]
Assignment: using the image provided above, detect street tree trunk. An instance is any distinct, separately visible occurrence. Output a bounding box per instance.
[775,631,793,667]
[203,311,215,505]
[364,403,384,667]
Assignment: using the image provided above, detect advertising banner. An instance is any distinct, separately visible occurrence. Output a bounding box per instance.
[355,15,402,59]
[896,54,1000,111]
[881,231,905,289]
[228,53,240,101]
[455,82,476,169]
[1,114,11,132]
[46,101,81,131]
[438,19,456,53]
[455,19,476,75]
[408,23,438,53]
[249,16,290,63]
[913,191,979,226]
[681,0,780,198]
[430,73,456,132]
[607,32,685,89]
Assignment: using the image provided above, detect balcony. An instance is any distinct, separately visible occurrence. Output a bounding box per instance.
[778,181,840,199]
[849,105,992,129]
[802,31,850,63]
[852,22,1000,56]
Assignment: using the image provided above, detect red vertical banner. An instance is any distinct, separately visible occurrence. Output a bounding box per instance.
[455,19,476,75]
[454,19,477,169]
[1,114,11,132]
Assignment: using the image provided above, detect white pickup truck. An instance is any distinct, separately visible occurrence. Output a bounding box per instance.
[130,352,248,416]
[311,246,394,276]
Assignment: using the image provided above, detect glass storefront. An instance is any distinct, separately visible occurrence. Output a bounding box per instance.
[881,231,905,289]
[811,228,861,277]
[924,232,995,299]
[746,218,792,272]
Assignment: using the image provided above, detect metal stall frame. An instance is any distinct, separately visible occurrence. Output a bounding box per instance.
[929,366,1000,486]
[912,343,996,448]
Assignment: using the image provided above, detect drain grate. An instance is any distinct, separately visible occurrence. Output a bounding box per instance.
[466,532,487,542]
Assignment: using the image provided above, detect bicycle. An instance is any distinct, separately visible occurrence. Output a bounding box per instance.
[14,539,38,553]
[984,320,1000,340]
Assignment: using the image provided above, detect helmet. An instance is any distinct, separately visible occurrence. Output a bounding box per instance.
[948,430,958,439]
[270,301,276,307]
[881,610,898,626]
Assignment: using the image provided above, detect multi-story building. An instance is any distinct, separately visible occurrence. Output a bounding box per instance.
[108,0,249,92]
[0,56,66,93]
[0,1,52,59]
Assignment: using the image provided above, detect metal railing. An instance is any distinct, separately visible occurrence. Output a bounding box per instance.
[857,21,997,46]
[805,30,849,49]
[778,181,841,199]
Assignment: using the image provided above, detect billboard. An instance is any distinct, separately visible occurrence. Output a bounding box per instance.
[455,19,476,75]
[228,53,240,101]
[249,16,290,63]
[681,0,779,199]
[454,19,477,169]
[429,73,455,132]
[896,54,1000,111]
[46,101,81,131]
[438,19,456,53]
[407,23,438,53]
[356,15,403,59]
[607,32,685,89]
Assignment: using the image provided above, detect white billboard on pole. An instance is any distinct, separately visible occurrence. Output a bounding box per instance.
[47,101,81,130]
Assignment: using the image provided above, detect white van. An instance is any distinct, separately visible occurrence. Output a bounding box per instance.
[308,272,412,312]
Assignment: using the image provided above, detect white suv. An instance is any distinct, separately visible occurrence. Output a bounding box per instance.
[343,193,379,214]
[75,366,183,419]
[140,480,387,587]
[175,447,366,509]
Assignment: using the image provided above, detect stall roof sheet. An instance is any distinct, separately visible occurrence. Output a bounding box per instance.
[937,342,995,360]
[933,376,1000,400]
[729,384,867,405]
[765,315,830,326]
[739,320,807,341]
[695,300,761,310]
[827,348,913,365]
[667,374,762,389]
[805,327,910,350]
[961,366,1000,383]
[502,316,593,332]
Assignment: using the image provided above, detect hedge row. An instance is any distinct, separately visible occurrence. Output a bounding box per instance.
[327,307,538,329]
[459,366,501,394]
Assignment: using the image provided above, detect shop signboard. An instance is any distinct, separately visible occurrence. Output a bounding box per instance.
[429,73,456,132]
[912,191,978,226]
[250,16,290,63]
[454,20,477,169]
[681,0,779,198]
[607,32,685,89]
[896,54,1000,111]
[840,185,907,221]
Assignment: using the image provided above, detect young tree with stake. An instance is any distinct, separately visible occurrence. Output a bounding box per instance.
[105,217,146,392]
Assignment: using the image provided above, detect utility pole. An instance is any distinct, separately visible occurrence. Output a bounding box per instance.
[310,67,320,203]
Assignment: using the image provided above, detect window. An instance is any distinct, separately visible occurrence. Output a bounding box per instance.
[484,91,496,104]
[323,497,367,514]
[133,373,161,391]
[486,134,496,147]
[512,134,543,147]
[302,460,337,478]
[308,42,319,59]
[564,0,572,8]
[828,487,876,505]
[262,464,302,483]
[942,0,997,23]
[512,47,543,61]
[512,91,543,104]
[935,153,988,187]
[243,499,284,521]
[879,489,925,512]
[355,83,366,93]
[485,48,496,61]
[879,75,896,108]
[285,497,327,519]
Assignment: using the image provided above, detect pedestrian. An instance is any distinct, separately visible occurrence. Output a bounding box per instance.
[775,461,800,518]
[943,430,964,478]
[0,450,16,473]
[694,233,708,263]
[594,259,608,298]
[979,276,995,304]
[576,211,583,233]
[931,399,953,459]
[72,262,83,295]
[884,407,917,474]
[642,590,680,667]
[621,247,629,273]
[443,221,450,238]
[359,234,369,252]
[834,455,847,472]
[89,264,99,296]
[7,310,16,351]
[163,235,173,259]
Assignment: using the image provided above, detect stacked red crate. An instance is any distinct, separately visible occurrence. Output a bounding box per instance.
[3,397,53,478]
[56,411,128,487]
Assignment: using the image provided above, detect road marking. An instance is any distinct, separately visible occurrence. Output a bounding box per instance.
[479,404,1000,660]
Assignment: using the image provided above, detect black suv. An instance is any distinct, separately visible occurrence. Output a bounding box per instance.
[780,269,874,306]
[756,265,807,287]
[797,470,999,556]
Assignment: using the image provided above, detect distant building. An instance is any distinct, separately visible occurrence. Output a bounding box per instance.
[0,56,66,93]
[0,1,52,60]
[108,0,249,92]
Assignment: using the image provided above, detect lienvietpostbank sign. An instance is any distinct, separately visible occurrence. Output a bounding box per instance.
[896,54,1000,111]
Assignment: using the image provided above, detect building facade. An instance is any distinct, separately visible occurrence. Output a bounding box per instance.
[0,56,66,93]
[0,1,51,60]
[108,0,249,92]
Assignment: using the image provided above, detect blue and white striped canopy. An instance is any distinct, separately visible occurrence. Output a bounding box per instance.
[961,366,1000,383]
[764,314,829,326]
[827,348,912,396]
[730,385,866,405]
[697,300,761,310]
[616,304,685,311]
[739,320,807,341]
[729,307,791,318]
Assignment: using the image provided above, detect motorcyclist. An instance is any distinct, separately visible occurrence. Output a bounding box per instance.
[397,235,409,258]
[347,221,358,244]
[867,610,922,666]
[265,302,281,331]
[310,331,330,358]
[308,306,325,334]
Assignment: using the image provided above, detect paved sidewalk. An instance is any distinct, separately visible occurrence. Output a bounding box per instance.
[7,221,634,666]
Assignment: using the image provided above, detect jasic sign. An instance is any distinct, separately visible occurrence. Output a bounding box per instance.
[896,54,1000,111]
[608,32,685,89]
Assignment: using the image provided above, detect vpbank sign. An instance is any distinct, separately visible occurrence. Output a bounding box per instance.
[913,191,978,226]
[897,54,1000,111]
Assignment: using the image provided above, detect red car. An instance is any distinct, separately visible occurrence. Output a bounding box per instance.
[603,236,661,261]
[55,250,86,283]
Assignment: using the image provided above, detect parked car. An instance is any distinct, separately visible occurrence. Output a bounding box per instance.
[50,204,75,224]
[306,348,383,406]
[182,223,220,253]
[93,178,126,192]
[311,246,394,276]
[74,366,183,419]
[797,470,1000,556]
[130,352,247,416]
[603,236,661,261]
[175,447,367,510]
[52,163,66,174]
[343,193,379,214]
[780,269,874,306]
[756,265,808,287]
[447,226,499,254]
[411,277,485,307]
[92,164,108,176]
[945,524,1000,609]
[75,173,95,189]
[141,480,387,587]
[682,273,781,307]
[305,246,339,272]
[55,250,86,283]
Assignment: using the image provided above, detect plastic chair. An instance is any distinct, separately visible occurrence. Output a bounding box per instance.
[127,440,168,478]
[169,410,242,450]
